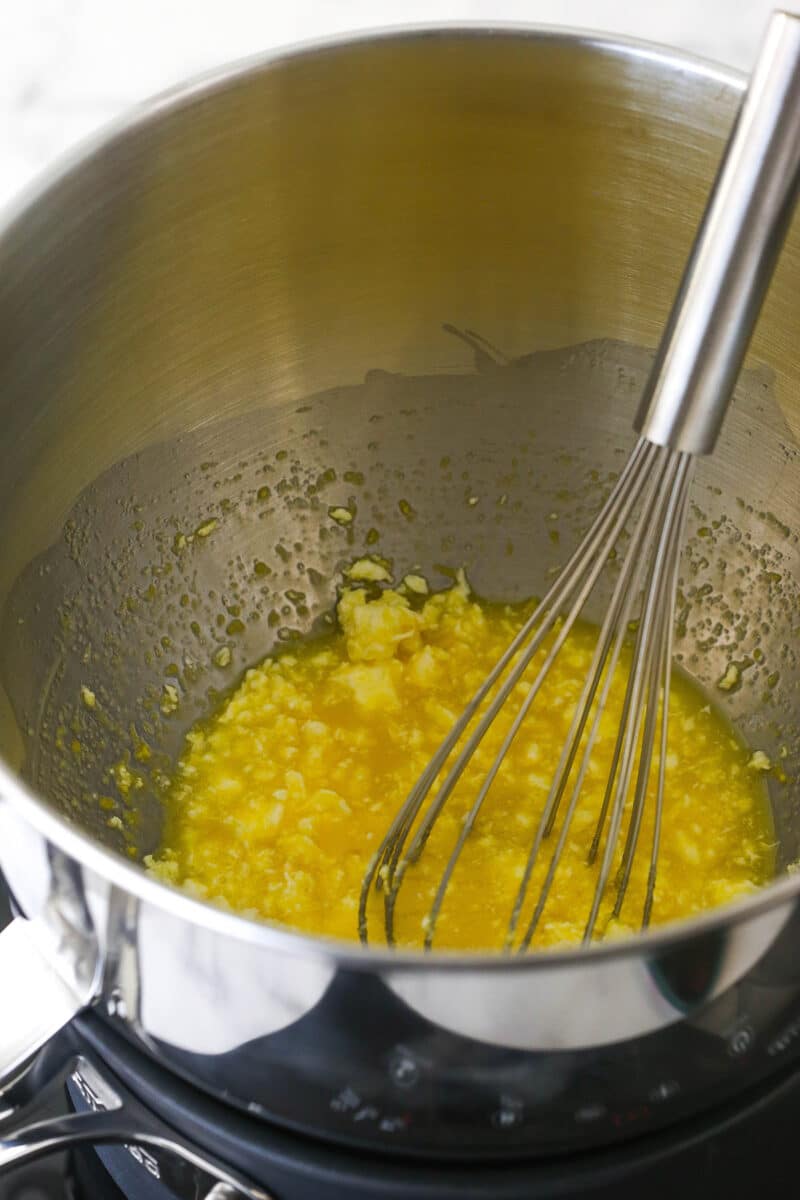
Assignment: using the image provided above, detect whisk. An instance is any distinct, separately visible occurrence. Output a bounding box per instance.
[360,11,800,951]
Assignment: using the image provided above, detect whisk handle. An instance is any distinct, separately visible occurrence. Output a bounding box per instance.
[635,10,800,455]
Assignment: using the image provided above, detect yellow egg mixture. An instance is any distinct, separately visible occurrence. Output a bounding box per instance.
[147,573,774,950]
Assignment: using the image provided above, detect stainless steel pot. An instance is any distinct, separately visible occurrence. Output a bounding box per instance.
[1,24,800,1172]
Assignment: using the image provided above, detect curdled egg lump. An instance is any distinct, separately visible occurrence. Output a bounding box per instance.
[147,573,775,950]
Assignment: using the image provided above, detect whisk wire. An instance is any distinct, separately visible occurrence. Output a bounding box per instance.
[614,458,692,915]
[359,439,692,951]
[583,451,692,942]
[406,441,655,864]
[508,448,674,950]
[586,452,689,869]
[362,441,657,944]
[612,603,667,910]
[357,439,656,944]
[414,442,661,949]
[642,481,690,928]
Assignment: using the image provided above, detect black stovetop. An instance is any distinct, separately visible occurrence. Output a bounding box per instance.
[3,1011,800,1199]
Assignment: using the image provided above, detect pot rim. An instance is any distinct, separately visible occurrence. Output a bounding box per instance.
[3,20,788,973]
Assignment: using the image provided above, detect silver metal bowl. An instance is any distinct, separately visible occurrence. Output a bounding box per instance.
[0,25,799,1163]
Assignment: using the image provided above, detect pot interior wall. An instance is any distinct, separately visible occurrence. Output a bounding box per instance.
[0,31,798,898]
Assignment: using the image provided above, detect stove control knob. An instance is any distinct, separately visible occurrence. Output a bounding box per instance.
[767,1014,800,1058]
[574,1103,607,1123]
[330,1086,361,1113]
[727,1023,755,1058]
[490,1094,524,1129]
[389,1047,421,1089]
[648,1079,680,1103]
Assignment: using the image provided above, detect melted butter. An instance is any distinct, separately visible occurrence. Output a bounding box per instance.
[147,576,774,950]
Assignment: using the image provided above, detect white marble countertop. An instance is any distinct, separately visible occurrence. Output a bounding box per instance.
[0,0,778,213]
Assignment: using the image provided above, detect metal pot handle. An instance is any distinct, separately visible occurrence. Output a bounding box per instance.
[0,915,98,1090]
[0,1048,272,1199]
